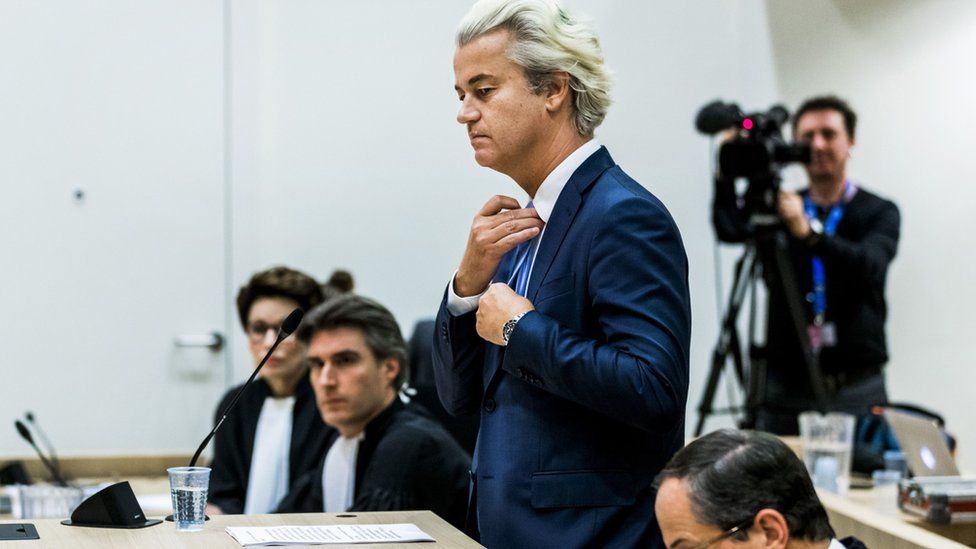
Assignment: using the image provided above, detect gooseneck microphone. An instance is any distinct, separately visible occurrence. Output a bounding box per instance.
[15,420,68,486]
[25,411,62,476]
[187,307,304,467]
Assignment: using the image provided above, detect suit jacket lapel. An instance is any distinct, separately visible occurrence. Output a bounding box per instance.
[526,146,615,302]
[483,147,615,395]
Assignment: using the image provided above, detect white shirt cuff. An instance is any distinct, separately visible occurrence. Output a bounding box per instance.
[446,270,485,316]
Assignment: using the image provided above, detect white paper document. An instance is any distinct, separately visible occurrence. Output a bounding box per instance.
[225,523,435,546]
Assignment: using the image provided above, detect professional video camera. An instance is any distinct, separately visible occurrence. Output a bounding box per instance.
[696,100,811,224]
[693,100,828,436]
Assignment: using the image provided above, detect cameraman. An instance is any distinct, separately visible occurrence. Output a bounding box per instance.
[713,96,901,435]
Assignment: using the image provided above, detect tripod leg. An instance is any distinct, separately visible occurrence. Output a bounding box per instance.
[695,247,757,436]
[742,262,764,427]
[695,347,728,436]
[766,234,830,412]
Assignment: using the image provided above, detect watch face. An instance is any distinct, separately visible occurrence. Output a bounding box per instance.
[502,320,515,342]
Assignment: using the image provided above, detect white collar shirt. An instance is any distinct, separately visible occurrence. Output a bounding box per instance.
[446,140,602,314]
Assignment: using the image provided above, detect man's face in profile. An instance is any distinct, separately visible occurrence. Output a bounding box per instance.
[655,478,772,549]
[794,109,854,182]
[454,29,549,176]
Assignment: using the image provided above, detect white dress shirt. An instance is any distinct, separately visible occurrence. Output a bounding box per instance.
[243,396,295,514]
[322,432,365,512]
[447,139,602,315]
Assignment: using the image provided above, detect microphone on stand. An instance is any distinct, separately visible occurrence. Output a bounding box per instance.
[57,309,303,529]
[162,308,305,523]
[14,420,68,487]
[24,411,65,482]
[187,307,305,467]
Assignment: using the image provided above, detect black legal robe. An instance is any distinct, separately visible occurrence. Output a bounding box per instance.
[207,376,333,514]
[276,399,470,530]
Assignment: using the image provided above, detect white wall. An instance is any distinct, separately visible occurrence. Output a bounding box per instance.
[8,0,969,461]
[226,0,781,439]
[0,1,229,457]
[2,0,779,457]
[765,0,976,470]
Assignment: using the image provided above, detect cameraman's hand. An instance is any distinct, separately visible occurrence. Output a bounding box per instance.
[778,190,810,239]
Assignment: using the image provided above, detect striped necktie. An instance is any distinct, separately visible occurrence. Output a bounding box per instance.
[508,202,539,297]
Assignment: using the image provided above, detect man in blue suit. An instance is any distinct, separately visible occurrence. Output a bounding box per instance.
[435,1,691,547]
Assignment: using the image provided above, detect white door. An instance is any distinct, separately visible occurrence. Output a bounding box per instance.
[0,1,230,458]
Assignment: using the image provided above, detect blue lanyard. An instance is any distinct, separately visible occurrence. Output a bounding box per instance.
[804,181,851,325]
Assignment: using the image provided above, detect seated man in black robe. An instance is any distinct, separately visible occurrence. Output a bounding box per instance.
[277,295,470,529]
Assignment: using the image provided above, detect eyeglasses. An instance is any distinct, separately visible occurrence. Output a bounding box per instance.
[692,516,754,549]
[246,321,282,342]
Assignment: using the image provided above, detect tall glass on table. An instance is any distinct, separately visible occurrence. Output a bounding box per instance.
[167,467,210,532]
[799,412,855,496]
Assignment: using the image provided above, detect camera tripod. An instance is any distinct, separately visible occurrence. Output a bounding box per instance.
[694,227,829,436]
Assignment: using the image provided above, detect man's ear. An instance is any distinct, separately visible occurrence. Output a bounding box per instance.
[544,71,571,113]
[754,508,790,549]
[383,358,400,384]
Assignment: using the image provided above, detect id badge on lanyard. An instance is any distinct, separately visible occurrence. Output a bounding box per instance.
[805,181,853,350]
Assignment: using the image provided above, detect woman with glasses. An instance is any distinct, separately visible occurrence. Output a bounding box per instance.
[207,266,351,515]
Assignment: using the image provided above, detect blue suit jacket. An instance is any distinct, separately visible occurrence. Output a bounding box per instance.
[433,147,691,549]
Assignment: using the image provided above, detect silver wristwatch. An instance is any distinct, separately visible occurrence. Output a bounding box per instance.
[502,312,528,345]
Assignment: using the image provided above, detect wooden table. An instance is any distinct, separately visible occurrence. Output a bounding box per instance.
[3,454,191,481]
[820,484,976,549]
[0,510,483,548]
[771,437,975,547]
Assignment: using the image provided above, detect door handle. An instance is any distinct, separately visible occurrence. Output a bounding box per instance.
[173,332,224,351]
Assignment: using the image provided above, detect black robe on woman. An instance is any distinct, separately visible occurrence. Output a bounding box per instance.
[207,376,333,514]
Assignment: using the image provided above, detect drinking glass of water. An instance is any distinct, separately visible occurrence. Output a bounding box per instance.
[799,412,855,496]
[167,467,210,532]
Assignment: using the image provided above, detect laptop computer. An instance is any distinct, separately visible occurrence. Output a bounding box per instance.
[884,408,959,477]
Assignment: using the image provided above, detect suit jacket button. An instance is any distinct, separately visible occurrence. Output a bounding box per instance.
[483,398,496,413]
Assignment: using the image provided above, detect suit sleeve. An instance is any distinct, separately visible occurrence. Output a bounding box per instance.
[502,196,691,432]
[815,199,900,287]
[431,292,485,416]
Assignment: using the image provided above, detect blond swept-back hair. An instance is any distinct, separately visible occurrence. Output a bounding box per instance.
[457,0,612,137]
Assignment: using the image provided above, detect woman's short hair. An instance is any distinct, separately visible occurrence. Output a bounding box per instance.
[235,266,324,329]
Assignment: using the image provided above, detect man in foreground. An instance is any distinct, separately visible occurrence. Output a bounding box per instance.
[433,0,691,545]
[655,429,865,549]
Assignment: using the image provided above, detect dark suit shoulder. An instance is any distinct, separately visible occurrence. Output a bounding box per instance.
[581,166,683,249]
[587,165,674,218]
[375,405,468,460]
